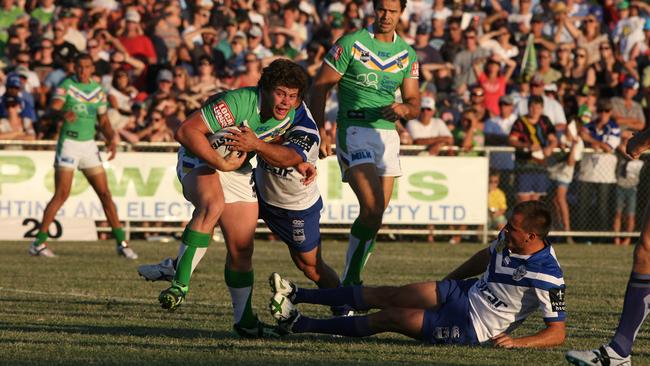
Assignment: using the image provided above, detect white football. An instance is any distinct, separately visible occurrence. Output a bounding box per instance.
[208,126,240,158]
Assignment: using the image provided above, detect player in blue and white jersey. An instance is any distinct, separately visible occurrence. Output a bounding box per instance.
[253,105,341,289]
[269,201,567,348]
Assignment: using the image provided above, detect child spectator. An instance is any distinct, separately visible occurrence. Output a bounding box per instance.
[487,171,507,230]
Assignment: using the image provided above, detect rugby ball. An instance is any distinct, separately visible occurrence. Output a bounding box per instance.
[208,126,240,158]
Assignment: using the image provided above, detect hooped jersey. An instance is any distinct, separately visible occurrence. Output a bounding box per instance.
[54,76,108,142]
[254,103,321,211]
[468,232,566,343]
[324,28,418,131]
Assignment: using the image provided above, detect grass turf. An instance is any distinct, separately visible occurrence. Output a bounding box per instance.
[1,240,648,365]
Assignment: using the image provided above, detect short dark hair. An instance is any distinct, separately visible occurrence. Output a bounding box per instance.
[75,53,93,64]
[512,201,552,238]
[373,0,408,11]
[529,95,544,106]
[258,59,309,99]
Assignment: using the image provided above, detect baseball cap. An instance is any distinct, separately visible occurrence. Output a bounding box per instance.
[544,83,558,92]
[617,0,629,10]
[622,76,639,90]
[125,9,141,23]
[552,2,567,14]
[6,74,21,88]
[531,13,545,23]
[499,95,514,105]
[421,96,435,110]
[4,95,21,105]
[530,75,545,86]
[298,2,314,15]
[248,25,262,38]
[157,69,173,82]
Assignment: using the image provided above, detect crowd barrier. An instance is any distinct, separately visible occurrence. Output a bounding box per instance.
[1,140,646,244]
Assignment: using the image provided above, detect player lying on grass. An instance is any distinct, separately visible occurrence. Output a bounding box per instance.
[138,59,341,338]
[269,201,567,348]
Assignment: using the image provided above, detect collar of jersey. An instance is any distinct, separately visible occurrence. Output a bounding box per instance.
[366,26,396,43]
[507,240,552,262]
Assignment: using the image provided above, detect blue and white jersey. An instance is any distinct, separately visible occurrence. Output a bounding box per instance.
[254,102,321,211]
[468,232,566,343]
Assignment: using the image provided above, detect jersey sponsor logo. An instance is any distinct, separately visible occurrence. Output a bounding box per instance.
[288,133,317,152]
[212,100,235,128]
[512,265,527,281]
[259,159,294,178]
[292,219,305,244]
[410,61,420,77]
[65,130,79,138]
[549,288,566,312]
[329,44,343,61]
[292,219,304,228]
[72,103,89,115]
[355,72,379,89]
[350,149,373,162]
[477,280,508,309]
[60,156,75,164]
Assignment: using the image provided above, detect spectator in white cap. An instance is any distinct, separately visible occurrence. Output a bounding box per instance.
[119,8,157,65]
[406,96,453,156]
[246,25,273,60]
[612,76,646,133]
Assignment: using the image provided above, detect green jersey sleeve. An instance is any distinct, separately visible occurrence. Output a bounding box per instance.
[199,89,250,133]
[323,34,354,75]
[53,78,71,101]
[404,47,419,80]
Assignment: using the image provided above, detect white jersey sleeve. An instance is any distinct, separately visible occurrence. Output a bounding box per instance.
[254,102,321,211]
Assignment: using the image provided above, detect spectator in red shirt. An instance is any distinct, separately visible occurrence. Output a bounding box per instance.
[119,9,157,65]
[474,55,516,118]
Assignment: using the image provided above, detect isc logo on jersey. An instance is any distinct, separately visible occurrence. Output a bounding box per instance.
[212,100,235,128]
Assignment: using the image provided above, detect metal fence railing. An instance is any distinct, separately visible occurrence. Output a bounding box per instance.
[2,141,646,244]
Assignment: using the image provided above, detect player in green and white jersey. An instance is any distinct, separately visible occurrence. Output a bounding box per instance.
[157,60,314,338]
[29,54,137,260]
[309,0,421,289]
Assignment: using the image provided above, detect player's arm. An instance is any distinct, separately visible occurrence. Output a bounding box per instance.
[308,63,342,158]
[443,247,491,280]
[47,85,76,123]
[492,321,566,348]
[383,77,421,122]
[98,112,118,160]
[175,111,246,171]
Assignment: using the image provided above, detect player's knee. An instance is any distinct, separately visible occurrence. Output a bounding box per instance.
[195,202,223,227]
[299,264,320,283]
[227,244,254,263]
[359,207,384,228]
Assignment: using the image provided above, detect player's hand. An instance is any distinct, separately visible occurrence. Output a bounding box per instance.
[64,111,76,123]
[319,128,332,159]
[226,126,261,152]
[491,333,516,348]
[296,162,317,185]
[382,103,408,122]
[106,138,117,161]
[217,151,246,171]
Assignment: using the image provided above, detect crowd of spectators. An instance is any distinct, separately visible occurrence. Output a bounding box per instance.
[0,0,649,237]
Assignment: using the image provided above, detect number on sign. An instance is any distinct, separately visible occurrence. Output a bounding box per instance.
[22,218,63,239]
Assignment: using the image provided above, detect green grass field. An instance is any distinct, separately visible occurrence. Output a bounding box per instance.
[1,239,648,365]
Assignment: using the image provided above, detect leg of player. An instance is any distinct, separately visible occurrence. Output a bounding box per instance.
[219,201,272,336]
[342,164,393,286]
[29,168,74,257]
[159,167,225,311]
[289,245,340,289]
[83,167,137,259]
[566,195,650,365]
[291,307,425,339]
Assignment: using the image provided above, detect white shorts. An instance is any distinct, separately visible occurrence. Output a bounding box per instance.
[336,126,402,182]
[54,139,103,170]
[176,147,257,203]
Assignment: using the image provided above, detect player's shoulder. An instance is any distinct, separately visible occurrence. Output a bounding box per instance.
[292,102,319,131]
[337,29,369,46]
[529,243,564,280]
[394,32,417,54]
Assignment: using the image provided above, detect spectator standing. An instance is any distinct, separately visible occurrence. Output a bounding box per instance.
[509,95,558,203]
[612,76,646,133]
[453,28,490,95]
[474,56,516,117]
[119,9,157,65]
[577,98,622,232]
[575,12,608,66]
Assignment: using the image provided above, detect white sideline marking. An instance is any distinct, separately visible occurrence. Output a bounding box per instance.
[0,287,231,309]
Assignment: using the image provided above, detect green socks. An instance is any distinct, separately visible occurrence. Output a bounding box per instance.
[172,228,211,295]
[225,267,257,327]
[112,227,126,246]
[32,231,48,246]
[342,220,377,287]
